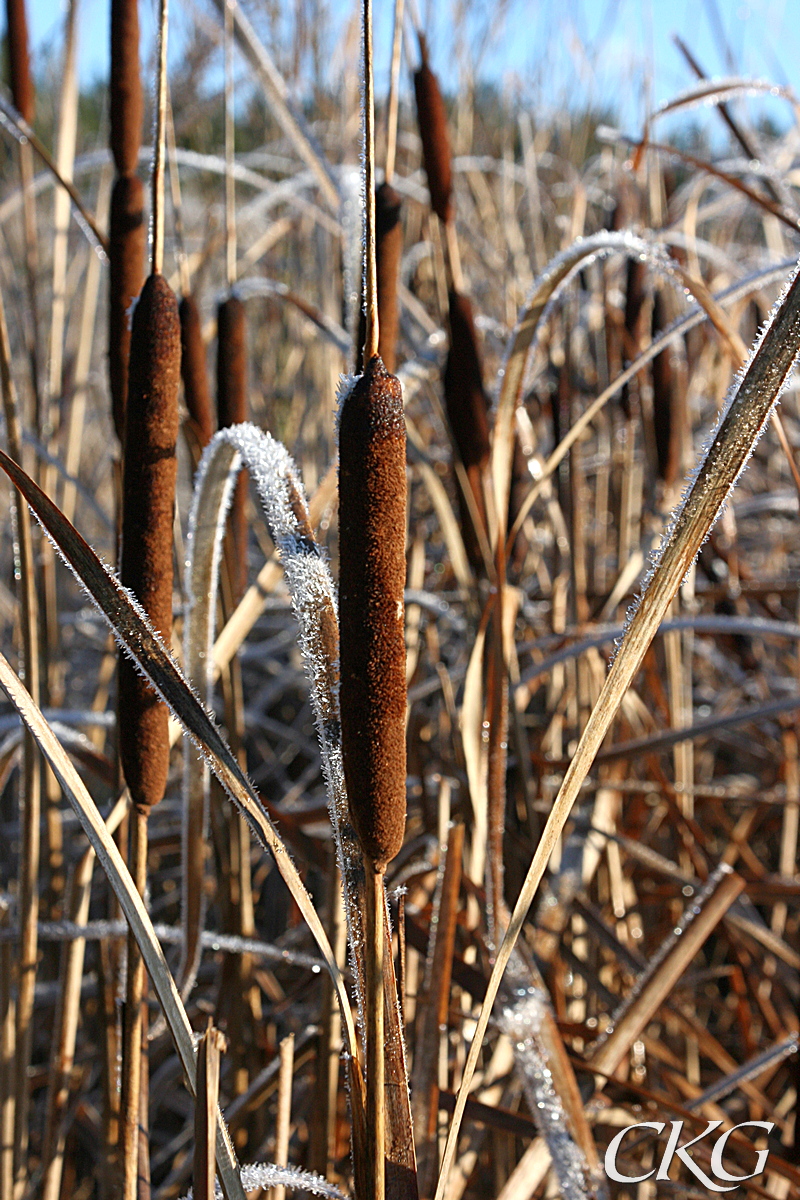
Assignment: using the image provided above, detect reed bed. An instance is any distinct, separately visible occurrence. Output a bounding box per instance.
[0,4,798,1200]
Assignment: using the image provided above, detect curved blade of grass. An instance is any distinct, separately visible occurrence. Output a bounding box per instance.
[0,651,246,1200]
[491,232,677,549]
[504,255,796,554]
[433,256,800,1200]
[0,446,360,1069]
[187,426,417,1194]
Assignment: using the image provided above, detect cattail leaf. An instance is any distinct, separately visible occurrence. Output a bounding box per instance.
[435,256,800,1200]
[0,446,360,1069]
[0,651,247,1200]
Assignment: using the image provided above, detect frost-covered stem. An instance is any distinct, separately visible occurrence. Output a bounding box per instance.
[152,0,168,274]
[363,0,379,361]
[365,864,385,1200]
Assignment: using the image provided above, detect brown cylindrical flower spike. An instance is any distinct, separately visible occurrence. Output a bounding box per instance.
[6,0,34,124]
[356,182,404,375]
[444,289,490,570]
[110,0,144,176]
[339,354,407,870]
[216,294,248,598]
[180,294,214,449]
[651,289,685,486]
[413,36,453,225]
[375,182,403,373]
[119,273,180,812]
[109,174,146,442]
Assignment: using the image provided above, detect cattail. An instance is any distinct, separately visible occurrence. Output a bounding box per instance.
[179,294,214,449]
[444,289,490,571]
[339,355,407,870]
[216,294,248,598]
[621,257,647,419]
[110,0,143,176]
[413,37,453,225]
[6,0,34,124]
[109,174,146,442]
[119,273,180,812]
[651,289,685,486]
[356,182,403,374]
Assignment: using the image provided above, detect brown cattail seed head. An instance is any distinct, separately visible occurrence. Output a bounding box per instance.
[444,290,490,573]
[375,182,403,374]
[109,173,146,442]
[179,294,214,449]
[110,0,143,176]
[6,0,34,124]
[119,273,180,813]
[339,356,407,870]
[444,290,490,470]
[216,295,248,599]
[413,42,453,224]
[356,183,403,374]
[651,289,685,486]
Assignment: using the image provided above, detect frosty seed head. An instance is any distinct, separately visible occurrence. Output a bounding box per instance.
[109,173,146,443]
[110,0,143,175]
[413,39,453,225]
[120,272,180,812]
[179,294,214,449]
[338,355,407,870]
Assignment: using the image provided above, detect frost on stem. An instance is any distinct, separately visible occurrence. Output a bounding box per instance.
[180,1160,347,1200]
[498,987,600,1200]
[186,423,369,1016]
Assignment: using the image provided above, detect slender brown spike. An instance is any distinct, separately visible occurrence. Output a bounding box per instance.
[356,182,403,374]
[6,0,34,124]
[375,183,403,373]
[621,256,647,419]
[443,289,490,570]
[179,294,214,449]
[119,273,180,812]
[109,174,146,443]
[413,37,453,225]
[339,355,407,870]
[216,294,248,598]
[651,288,685,486]
[110,0,143,176]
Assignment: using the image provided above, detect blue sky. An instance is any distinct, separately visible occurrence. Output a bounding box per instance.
[20,0,800,136]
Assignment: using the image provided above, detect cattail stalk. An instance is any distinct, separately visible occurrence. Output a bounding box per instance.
[193,1024,226,1200]
[118,3,178,1188]
[339,6,407,1196]
[109,0,145,441]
